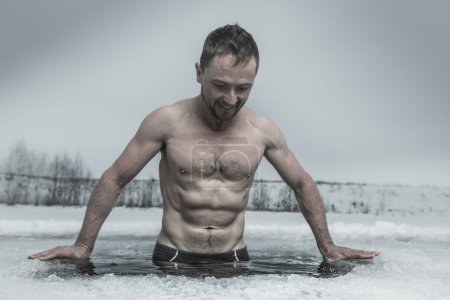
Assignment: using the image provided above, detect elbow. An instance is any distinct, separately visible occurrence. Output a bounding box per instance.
[292,172,315,196]
[99,168,124,193]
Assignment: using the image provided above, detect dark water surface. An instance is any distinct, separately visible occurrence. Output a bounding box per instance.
[30,238,369,279]
[33,254,362,279]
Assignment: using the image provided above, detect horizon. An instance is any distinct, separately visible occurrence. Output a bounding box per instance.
[0,168,448,189]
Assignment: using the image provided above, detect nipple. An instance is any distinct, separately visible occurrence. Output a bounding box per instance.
[180,169,190,175]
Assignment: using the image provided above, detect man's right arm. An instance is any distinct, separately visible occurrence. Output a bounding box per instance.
[28,107,169,260]
[261,117,380,261]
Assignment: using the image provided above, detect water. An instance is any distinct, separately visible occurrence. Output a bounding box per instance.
[18,235,359,278]
[1,206,450,299]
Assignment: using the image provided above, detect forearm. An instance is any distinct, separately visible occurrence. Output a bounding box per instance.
[75,172,122,253]
[295,178,334,255]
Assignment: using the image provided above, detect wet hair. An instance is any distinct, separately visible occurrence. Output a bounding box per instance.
[200,24,259,73]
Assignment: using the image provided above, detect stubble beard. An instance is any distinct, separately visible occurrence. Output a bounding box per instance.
[200,88,244,122]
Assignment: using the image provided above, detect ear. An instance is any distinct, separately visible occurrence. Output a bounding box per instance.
[195,62,202,83]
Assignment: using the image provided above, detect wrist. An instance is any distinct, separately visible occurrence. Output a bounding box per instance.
[74,242,92,255]
[319,241,335,256]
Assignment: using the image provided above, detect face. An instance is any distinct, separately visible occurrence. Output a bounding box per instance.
[196,55,257,121]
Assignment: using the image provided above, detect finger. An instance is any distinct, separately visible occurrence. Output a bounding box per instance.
[38,253,60,261]
[28,253,43,259]
[349,249,380,259]
[28,249,54,259]
[28,247,63,260]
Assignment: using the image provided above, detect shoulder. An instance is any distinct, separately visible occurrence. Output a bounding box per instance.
[138,99,190,140]
[243,107,286,149]
[143,99,188,123]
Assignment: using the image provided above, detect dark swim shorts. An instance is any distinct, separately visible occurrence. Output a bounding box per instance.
[152,242,250,264]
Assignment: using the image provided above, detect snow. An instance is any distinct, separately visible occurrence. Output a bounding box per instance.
[1,199,449,299]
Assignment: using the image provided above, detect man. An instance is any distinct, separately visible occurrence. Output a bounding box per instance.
[29,24,379,264]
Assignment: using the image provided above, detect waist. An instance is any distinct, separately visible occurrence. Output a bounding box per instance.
[152,242,250,263]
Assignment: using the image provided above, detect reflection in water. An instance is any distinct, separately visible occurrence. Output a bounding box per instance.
[32,254,370,279]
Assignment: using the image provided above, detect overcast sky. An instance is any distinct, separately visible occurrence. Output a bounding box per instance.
[1,0,449,186]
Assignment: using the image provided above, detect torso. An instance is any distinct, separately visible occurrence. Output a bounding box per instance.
[155,98,268,253]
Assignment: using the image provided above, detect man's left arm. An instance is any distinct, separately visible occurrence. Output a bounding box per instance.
[263,122,380,261]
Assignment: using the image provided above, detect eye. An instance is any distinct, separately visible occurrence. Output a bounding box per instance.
[214,83,226,90]
[237,86,250,92]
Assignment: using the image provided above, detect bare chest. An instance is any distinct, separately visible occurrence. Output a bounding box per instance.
[164,134,263,183]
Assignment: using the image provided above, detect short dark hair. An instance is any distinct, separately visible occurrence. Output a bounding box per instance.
[200,24,259,73]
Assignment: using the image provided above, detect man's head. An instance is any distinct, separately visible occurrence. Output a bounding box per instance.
[199,24,259,74]
[196,25,259,122]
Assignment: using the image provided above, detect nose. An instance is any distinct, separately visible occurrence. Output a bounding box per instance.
[224,89,238,106]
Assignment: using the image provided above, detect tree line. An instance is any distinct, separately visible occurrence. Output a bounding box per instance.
[0,141,92,205]
[3,141,420,215]
[0,141,299,211]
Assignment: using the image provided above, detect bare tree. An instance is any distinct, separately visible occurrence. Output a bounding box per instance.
[46,152,91,205]
[3,140,32,174]
[1,141,33,204]
[67,152,91,205]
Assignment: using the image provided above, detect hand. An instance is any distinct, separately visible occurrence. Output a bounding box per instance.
[28,244,91,261]
[322,244,380,262]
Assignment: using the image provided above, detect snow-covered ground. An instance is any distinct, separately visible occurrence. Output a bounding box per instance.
[1,204,449,300]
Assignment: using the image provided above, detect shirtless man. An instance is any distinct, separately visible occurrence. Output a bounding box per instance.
[29,24,379,264]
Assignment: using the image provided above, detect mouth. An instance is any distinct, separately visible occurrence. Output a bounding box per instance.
[218,102,235,109]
